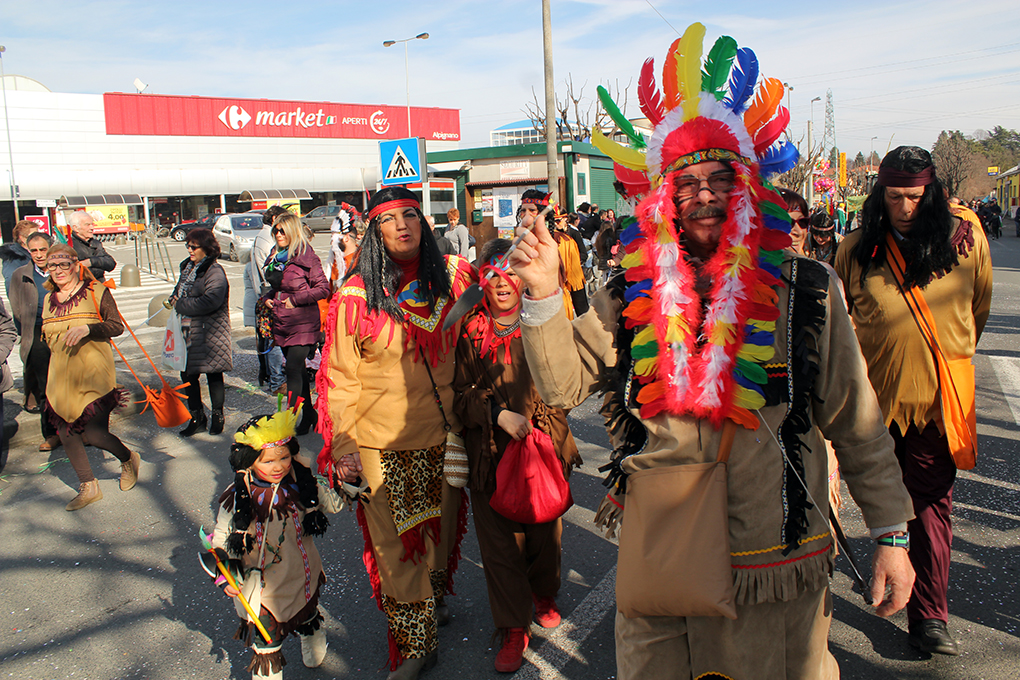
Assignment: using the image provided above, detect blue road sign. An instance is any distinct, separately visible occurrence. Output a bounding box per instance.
[380,137,422,186]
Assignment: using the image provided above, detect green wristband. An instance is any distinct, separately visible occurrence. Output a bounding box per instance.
[876,534,910,549]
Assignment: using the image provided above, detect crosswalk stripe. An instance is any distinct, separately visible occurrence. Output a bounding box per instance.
[988,356,1020,426]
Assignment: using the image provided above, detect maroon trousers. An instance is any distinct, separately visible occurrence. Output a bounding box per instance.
[890,422,956,624]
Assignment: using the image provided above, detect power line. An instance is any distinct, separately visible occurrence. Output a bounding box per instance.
[644,0,681,36]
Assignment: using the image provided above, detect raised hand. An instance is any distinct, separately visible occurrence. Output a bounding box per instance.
[508,211,562,300]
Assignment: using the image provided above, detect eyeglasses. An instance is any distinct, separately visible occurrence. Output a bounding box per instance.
[674,173,736,199]
[185,243,200,251]
[792,218,810,229]
[271,227,286,236]
[46,261,74,272]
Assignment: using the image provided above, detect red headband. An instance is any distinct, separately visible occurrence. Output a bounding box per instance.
[877,166,934,188]
[521,195,549,207]
[368,198,420,220]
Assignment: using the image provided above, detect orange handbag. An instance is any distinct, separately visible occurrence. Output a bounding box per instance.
[885,233,977,469]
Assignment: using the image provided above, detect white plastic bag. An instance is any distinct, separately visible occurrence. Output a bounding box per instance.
[162,311,188,371]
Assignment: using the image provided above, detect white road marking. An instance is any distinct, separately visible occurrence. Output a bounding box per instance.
[988,356,1020,425]
[513,565,617,680]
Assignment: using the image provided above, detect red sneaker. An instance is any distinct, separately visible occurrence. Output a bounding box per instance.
[494,627,529,673]
[533,595,561,628]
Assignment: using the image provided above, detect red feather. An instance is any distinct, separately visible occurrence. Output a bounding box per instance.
[638,57,664,125]
[614,162,651,198]
[752,107,790,156]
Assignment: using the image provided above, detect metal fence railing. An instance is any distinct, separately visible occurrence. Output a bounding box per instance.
[134,232,177,284]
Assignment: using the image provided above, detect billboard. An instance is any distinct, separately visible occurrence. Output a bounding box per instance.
[104,93,460,142]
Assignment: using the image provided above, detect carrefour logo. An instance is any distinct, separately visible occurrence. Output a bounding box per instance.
[218,105,251,130]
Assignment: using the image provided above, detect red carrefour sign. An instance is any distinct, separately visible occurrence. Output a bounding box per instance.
[103,93,460,142]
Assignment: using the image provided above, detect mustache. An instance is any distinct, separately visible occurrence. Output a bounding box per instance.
[685,205,726,220]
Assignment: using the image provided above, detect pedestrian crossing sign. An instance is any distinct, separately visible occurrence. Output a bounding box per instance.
[380,137,422,186]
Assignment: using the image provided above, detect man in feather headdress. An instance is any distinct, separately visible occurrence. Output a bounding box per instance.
[509,24,916,680]
[835,146,992,656]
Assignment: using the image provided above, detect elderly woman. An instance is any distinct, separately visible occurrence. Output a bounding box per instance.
[9,231,61,451]
[170,228,232,436]
[41,244,139,511]
[263,212,329,435]
[318,186,474,680]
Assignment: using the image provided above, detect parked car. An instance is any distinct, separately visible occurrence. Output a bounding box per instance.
[170,213,220,241]
[300,204,344,232]
[211,213,265,261]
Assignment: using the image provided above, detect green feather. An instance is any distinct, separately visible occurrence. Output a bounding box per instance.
[631,341,659,360]
[736,357,768,385]
[761,249,785,265]
[701,36,738,101]
[760,200,791,221]
[597,85,645,149]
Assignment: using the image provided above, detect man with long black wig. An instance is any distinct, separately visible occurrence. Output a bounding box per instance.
[316,186,475,679]
[835,145,993,656]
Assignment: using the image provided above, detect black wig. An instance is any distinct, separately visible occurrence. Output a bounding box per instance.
[854,146,956,289]
[345,186,451,321]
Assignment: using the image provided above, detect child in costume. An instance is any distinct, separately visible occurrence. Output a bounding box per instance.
[209,406,340,680]
[453,238,581,673]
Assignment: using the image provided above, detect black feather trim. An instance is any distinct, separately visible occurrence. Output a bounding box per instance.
[302,510,329,537]
[596,273,648,495]
[224,531,253,558]
[778,258,828,554]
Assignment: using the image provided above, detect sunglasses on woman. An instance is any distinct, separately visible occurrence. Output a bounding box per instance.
[792,217,810,229]
[271,227,286,236]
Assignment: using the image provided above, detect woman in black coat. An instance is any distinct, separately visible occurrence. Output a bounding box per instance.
[169,228,232,436]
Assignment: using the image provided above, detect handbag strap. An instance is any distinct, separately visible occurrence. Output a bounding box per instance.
[883,233,946,361]
[418,346,452,432]
[717,420,736,464]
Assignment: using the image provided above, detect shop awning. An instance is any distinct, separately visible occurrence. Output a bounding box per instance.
[465,178,547,188]
[238,189,312,202]
[59,194,143,207]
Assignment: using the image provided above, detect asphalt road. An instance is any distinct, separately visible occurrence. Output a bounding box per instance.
[0,231,1017,680]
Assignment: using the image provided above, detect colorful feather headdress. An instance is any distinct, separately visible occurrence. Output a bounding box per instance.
[594,23,798,430]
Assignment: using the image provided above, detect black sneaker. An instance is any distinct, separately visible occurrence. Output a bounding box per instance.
[908,619,960,656]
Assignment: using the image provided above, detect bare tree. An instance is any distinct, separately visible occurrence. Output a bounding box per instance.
[772,134,822,197]
[523,75,632,143]
[931,130,970,197]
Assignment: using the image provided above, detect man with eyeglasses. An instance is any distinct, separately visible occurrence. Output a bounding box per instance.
[508,31,914,679]
[67,211,116,282]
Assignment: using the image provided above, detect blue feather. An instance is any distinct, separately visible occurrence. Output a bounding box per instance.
[734,373,764,393]
[758,140,800,177]
[723,48,758,115]
[744,330,773,346]
[763,214,791,234]
[624,279,652,302]
[619,222,643,245]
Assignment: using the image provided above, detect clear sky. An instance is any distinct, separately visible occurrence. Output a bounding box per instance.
[2,0,1017,158]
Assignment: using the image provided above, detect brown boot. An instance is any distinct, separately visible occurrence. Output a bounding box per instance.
[120,451,141,491]
[66,480,103,511]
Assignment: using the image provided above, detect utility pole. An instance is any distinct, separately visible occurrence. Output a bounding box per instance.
[542,0,559,205]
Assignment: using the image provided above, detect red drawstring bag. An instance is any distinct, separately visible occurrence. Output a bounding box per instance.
[490,427,573,524]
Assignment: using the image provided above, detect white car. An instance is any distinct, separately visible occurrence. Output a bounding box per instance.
[212,213,265,261]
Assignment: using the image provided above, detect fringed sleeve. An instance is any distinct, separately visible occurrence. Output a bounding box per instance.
[88,286,124,338]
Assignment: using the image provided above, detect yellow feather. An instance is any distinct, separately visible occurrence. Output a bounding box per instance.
[620,250,644,268]
[734,386,766,410]
[634,326,657,346]
[634,356,658,376]
[666,317,689,343]
[750,320,776,333]
[591,129,648,170]
[677,23,706,121]
[737,343,775,362]
[710,322,737,345]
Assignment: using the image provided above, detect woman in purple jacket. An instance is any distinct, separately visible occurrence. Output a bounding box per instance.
[263,213,329,434]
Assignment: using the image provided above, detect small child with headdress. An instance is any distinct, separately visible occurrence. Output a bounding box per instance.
[207,406,341,680]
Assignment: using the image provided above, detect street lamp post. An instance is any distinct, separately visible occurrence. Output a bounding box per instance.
[383,32,429,136]
[0,45,17,222]
[806,96,821,209]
